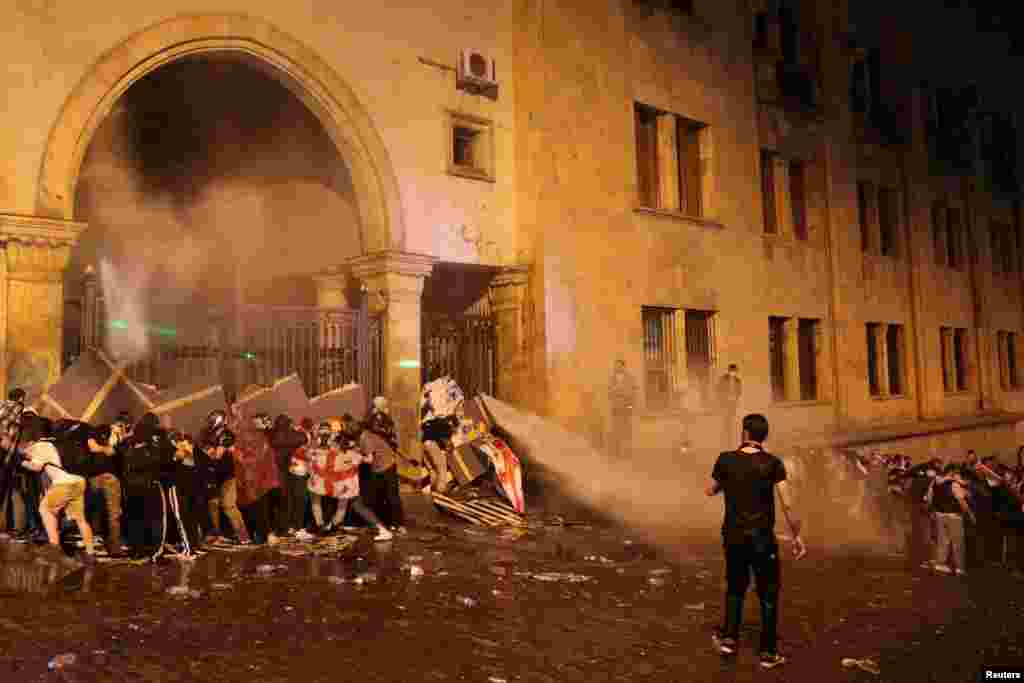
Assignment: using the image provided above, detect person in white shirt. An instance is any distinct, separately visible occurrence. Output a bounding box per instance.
[8,418,96,562]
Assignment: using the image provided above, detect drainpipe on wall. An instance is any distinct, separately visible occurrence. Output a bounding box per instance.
[961,174,988,413]
[900,150,927,423]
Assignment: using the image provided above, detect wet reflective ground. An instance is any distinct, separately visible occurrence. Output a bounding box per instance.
[2,513,1024,682]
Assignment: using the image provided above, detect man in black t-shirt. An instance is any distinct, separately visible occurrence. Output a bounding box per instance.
[706,413,806,670]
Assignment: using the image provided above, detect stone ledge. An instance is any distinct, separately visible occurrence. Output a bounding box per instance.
[784,411,1024,451]
[633,207,724,231]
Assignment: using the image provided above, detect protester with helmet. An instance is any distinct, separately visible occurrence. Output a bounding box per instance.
[204,428,251,545]
[235,413,283,545]
[269,413,309,537]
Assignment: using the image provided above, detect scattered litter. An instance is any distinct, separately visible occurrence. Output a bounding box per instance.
[408,555,424,562]
[624,540,634,546]
[457,595,478,607]
[695,571,712,580]
[284,606,294,612]
[684,602,705,611]
[256,564,288,575]
[488,677,508,683]
[210,583,232,591]
[166,586,190,596]
[841,658,880,674]
[48,654,77,670]
[647,577,666,587]
[353,572,378,585]
[649,568,672,576]
[532,572,592,583]
[327,576,346,585]
[128,624,141,631]
[408,565,425,578]
[490,566,508,577]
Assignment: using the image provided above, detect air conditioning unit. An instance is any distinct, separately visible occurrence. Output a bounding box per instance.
[457,49,498,97]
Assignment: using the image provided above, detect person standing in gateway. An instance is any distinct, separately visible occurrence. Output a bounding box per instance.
[706,413,806,669]
[717,363,742,448]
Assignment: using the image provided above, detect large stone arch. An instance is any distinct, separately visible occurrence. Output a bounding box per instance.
[35,12,405,254]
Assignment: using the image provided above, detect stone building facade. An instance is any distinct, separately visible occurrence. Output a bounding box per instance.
[1,1,1022,460]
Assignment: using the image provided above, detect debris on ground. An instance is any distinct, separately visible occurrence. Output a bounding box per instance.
[842,658,880,674]
[256,564,288,575]
[684,603,705,611]
[327,576,346,585]
[531,572,592,583]
[48,653,77,670]
[647,577,666,587]
[457,595,478,607]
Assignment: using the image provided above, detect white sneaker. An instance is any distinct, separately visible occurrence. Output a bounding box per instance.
[374,527,394,542]
[295,529,315,542]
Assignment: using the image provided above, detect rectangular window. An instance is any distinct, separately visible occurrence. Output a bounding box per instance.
[761,150,777,234]
[953,328,968,391]
[886,324,904,395]
[798,318,819,400]
[932,201,947,266]
[635,104,659,209]
[946,207,962,269]
[997,330,1020,390]
[769,317,787,401]
[635,103,710,218]
[866,322,881,396]
[642,307,674,410]
[685,309,715,406]
[878,187,897,257]
[790,161,808,240]
[857,181,872,252]
[448,112,494,181]
[940,327,952,392]
[677,117,705,217]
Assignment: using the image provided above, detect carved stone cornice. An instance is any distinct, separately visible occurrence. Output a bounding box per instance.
[0,213,86,248]
[0,214,85,277]
[347,250,437,281]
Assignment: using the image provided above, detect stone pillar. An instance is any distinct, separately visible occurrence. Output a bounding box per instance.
[0,214,85,399]
[81,265,99,350]
[489,265,531,404]
[313,268,352,308]
[349,251,436,456]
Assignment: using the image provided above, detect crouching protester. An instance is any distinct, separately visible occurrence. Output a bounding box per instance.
[361,398,406,533]
[8,413,97,564]
[707,414,806,670]
[305,421,392,541]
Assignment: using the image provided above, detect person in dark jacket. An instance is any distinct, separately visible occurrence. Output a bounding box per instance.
[120,413,175,559]
[204,430,251,545]
[168,431,210,555]
[361,399,405,532]
[83,424,125,557]
[269,414,309,537]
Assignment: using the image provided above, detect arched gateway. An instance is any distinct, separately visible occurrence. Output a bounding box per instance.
[2,14,437,447]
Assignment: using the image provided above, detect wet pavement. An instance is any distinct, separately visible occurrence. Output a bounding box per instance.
[2,510,1024,682]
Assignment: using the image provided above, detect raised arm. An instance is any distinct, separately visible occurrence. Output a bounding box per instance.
[775,480,807,559]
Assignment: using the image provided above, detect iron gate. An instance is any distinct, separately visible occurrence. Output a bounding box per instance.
[421,312,496,398]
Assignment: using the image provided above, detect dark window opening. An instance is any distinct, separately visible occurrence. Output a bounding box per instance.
[878,187,897,257]
[946,208,962,269]
[790,161,807,240]
[685,309,715,405]
[635,104,659,208]
[941,328,952,392]
[453,126,480,170]
[798,318,818,400]
[677,118,704,217]
[886,324,904,396]
[762,150,777,234]
[857,181,872,252]
[953,328,968,392]
[867,322,881,396]
[770,317,787,401]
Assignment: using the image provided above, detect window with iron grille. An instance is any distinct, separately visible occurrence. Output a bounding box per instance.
[642,307,674,410]
[685,309,715,406]
[886,324,905,396]
[769,317,787,401]
[866,322,881,396]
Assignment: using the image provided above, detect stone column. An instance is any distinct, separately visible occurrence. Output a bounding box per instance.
[349,251,436,456]
[0,214,85,399]
[489,265,531,405]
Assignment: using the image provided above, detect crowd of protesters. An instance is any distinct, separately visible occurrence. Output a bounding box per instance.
[837,447,1024,576]
[0,388,408,564]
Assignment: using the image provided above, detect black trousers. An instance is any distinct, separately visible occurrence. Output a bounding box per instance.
[364,466,404,528]
[241,489,283,543]
[722,529,781,654]
[123,481,165,552]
